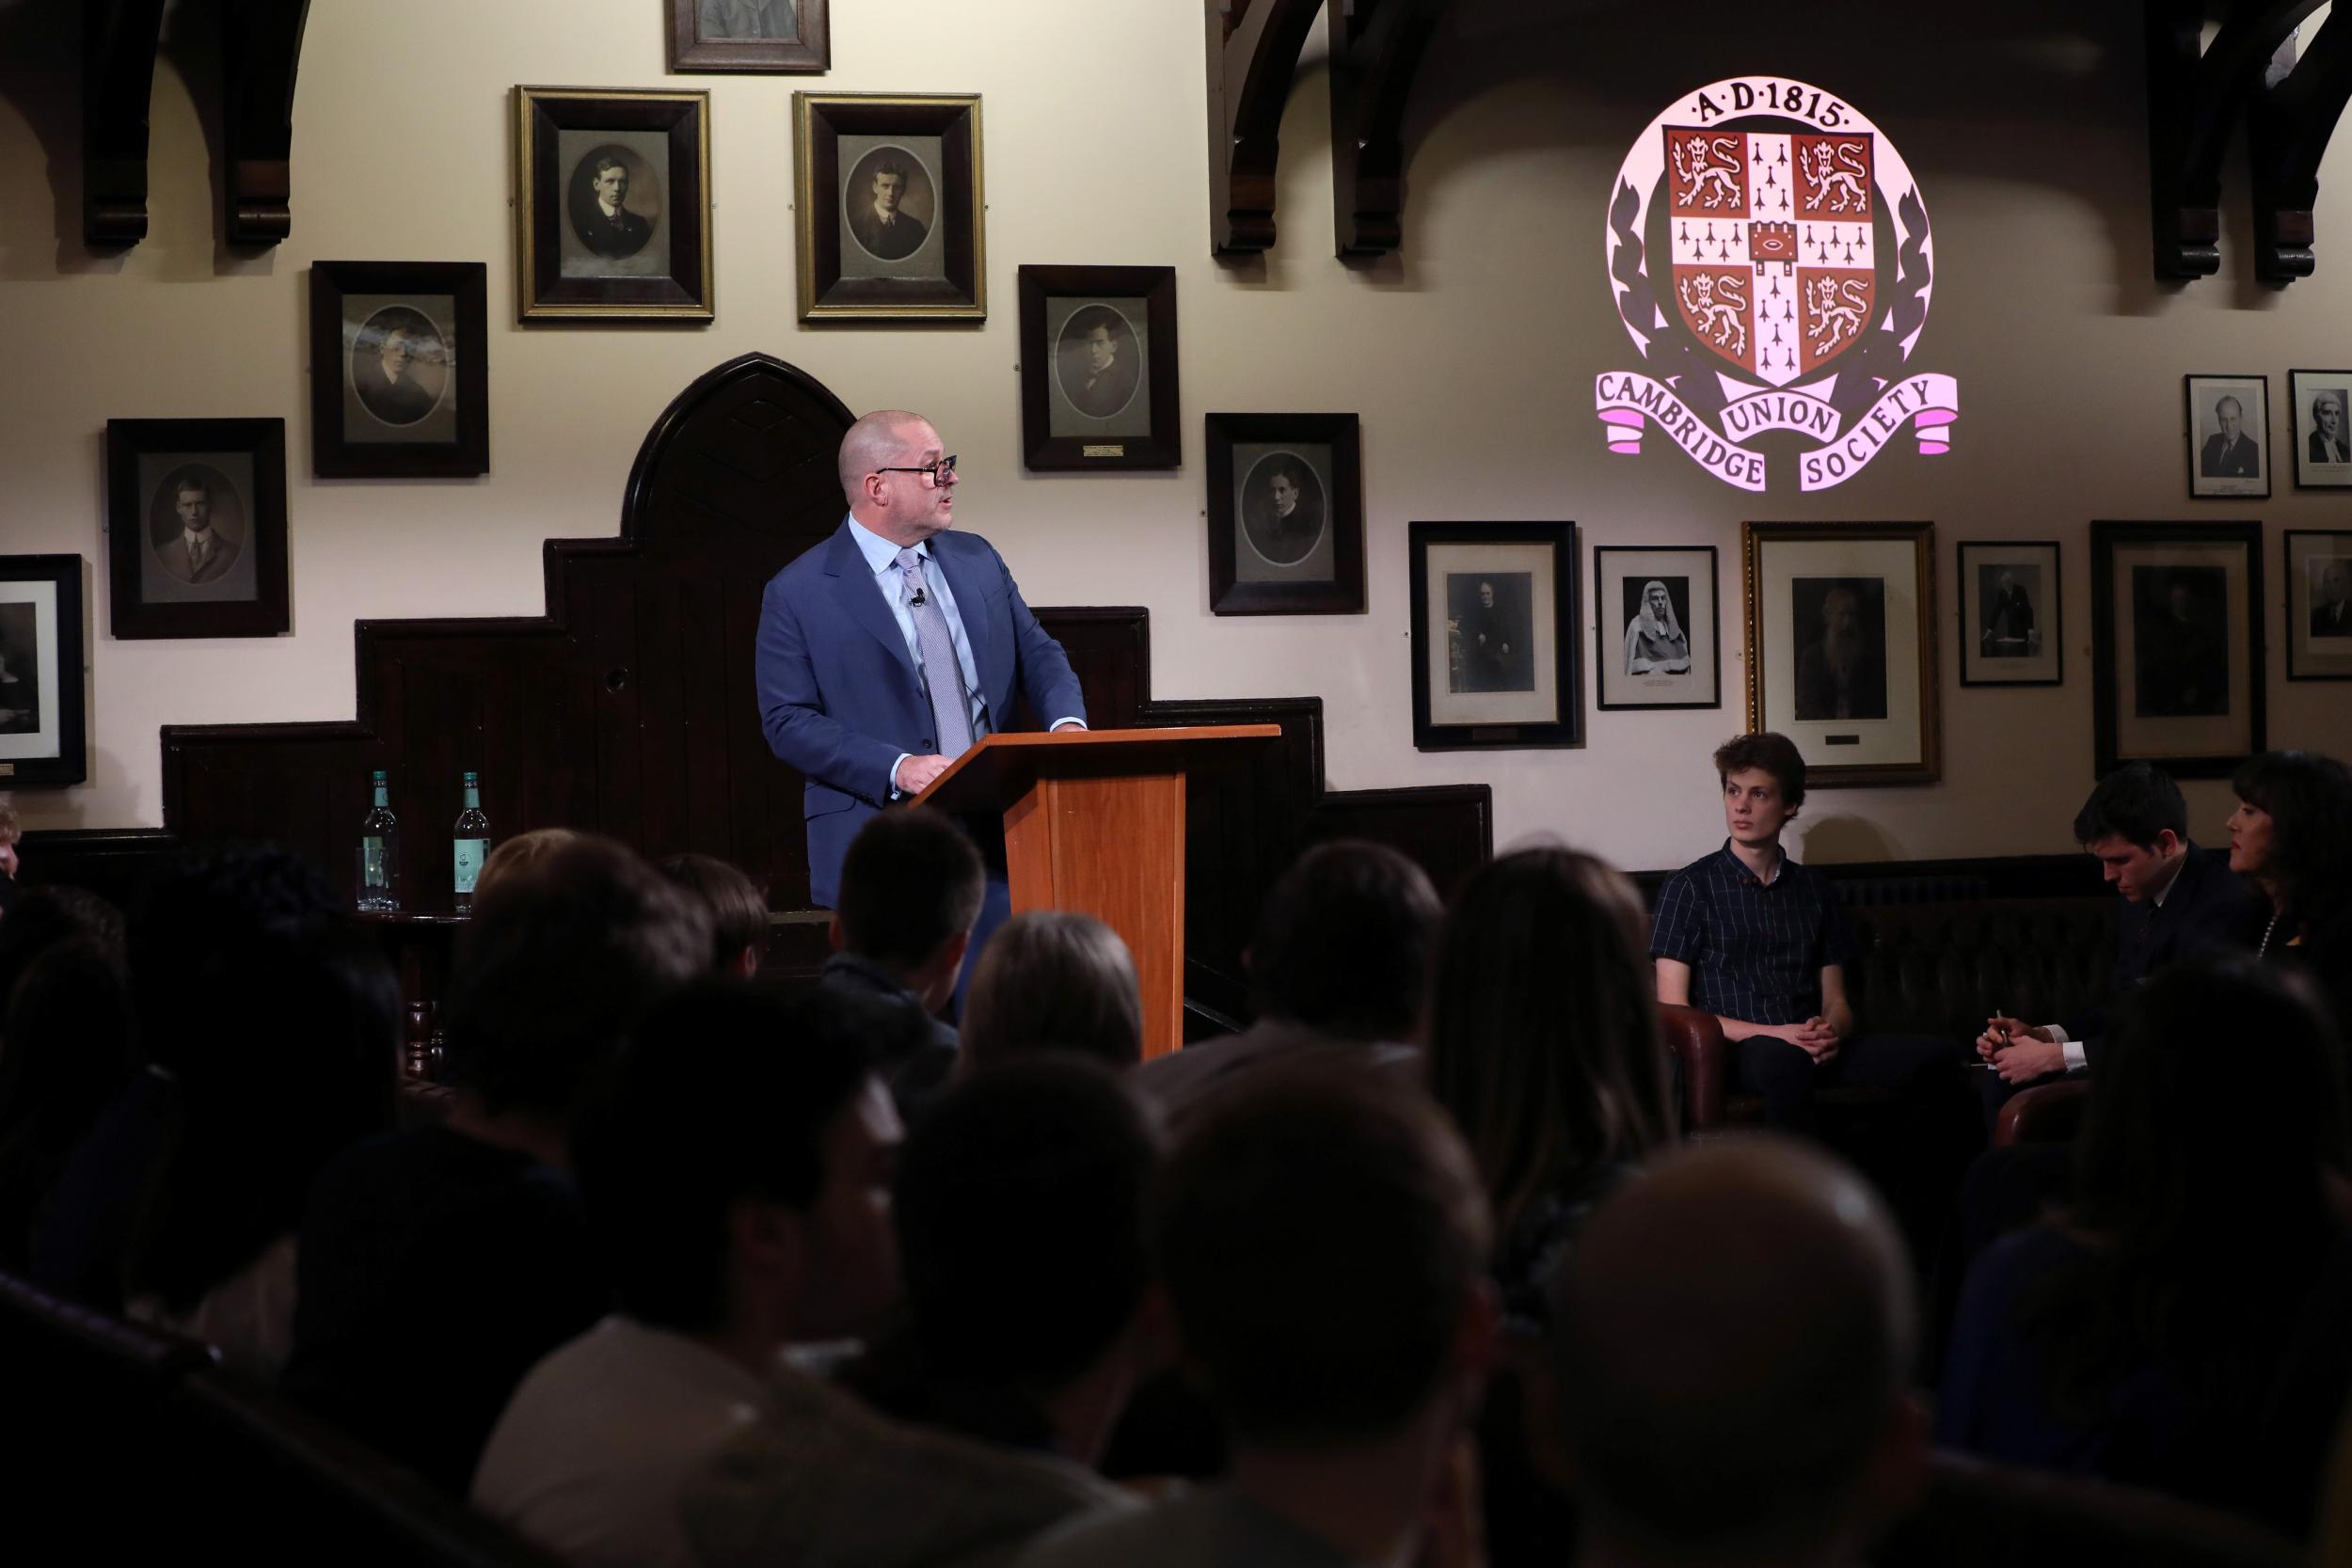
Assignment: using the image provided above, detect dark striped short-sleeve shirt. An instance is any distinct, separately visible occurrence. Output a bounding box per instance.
[1649,841,1855,1026]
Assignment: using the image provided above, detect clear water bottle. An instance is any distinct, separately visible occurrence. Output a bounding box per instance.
[453,769,492,913]
[356,769,401,912]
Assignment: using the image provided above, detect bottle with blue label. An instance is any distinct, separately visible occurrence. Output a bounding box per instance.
[453,769,492,913]
[356,768,401,912]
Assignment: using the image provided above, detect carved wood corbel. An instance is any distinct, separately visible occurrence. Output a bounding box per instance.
[2249,7,2352,281]
[220,0,311,245]
[82,0,168,246]
[1205,0,1326,254]
[1327,0,1449,256]
[2145,0,2325,279]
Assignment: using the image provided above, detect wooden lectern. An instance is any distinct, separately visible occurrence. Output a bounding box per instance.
[918,725,1280,1060]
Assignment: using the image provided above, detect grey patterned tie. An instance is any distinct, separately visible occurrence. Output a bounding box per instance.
[898,547,973,757]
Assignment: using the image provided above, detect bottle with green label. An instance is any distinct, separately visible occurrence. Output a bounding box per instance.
[356,768,401,913]
[453,769,492,913]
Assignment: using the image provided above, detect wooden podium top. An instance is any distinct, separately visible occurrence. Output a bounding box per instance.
[916,724,1281,816]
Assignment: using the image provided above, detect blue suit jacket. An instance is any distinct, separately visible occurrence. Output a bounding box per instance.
[755,521,1086,908]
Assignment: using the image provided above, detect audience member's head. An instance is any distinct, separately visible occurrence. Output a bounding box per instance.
[1246,840,1443,1042]
[443,836,708,1126]
[2229,750,2352,925]
[0,885,123,1015]
[1426,847,1672,1248]
[0,797,20,887]
[574,983,900,1349]
[656,852,769,979]
[958,911,1143,1075]
[1155,1068,1492,1449]
[868,1057,1161,1461]
[833,808,986,1011]
[1712,732,1807,815]
[125,845,339,1079]
[472,827,582,903]
[1552,1138,1922,1568]
[0,937,135,1269]
[123,923,401,1314]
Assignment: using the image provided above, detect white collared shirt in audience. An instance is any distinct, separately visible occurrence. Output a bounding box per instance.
[473,1314,773,1568]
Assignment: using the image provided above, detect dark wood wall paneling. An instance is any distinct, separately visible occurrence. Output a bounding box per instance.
[20,354,1492,1023]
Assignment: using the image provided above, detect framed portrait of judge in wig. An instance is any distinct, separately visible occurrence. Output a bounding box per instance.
[1743,521,1938,787]
[1594,546,1718,710]
[310,261,488,478]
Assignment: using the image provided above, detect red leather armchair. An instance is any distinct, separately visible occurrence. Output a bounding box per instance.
[1660,1003,1735,1130]
[1993,1076,2091,1148]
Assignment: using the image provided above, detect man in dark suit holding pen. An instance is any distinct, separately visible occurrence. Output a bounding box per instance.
[1976,763,2242,1096]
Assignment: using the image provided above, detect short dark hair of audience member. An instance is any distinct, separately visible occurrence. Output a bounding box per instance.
[1947,958,2350,1526]
[128,845,342,1078]
[121,926,400,1356]
[656,852,770,979]
[1425,847,1673,1313]
[0,937,134,1271]
[1553,1139,1923,1568]
[1155,1067,1493,1447]
[958,911,1144,1075]
[851,1057,1160,1460]
[1247,840,1444,1041]
[1711,732,1807,814]
[442,836,712,1122]
[2070,760,2188,850]
[832,807,986,995]
[0,884,123,1016]
[573,982,899,1346]
[471,826,581,903]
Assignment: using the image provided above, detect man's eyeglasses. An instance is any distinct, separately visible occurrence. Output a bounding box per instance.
[875,455,957,486]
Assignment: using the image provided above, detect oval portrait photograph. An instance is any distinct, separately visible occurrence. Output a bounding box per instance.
[350,305,449,428]
[1055,304,1142,420]
[146,463,246,588]
[1240,451,1327,568]
[566,143,664,261]
[842,144,936,263]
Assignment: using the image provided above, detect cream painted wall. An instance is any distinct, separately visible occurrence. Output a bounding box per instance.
[0,0,2346,872]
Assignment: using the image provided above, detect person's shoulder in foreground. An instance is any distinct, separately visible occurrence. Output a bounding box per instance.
[1015,1487,1353,1568]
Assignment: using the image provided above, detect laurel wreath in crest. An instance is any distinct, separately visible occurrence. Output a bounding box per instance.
[1608,174,1932,433]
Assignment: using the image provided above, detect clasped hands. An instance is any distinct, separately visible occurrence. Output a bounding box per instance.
[1767,1016,1842,1065]
[1975,1015,2065,1084]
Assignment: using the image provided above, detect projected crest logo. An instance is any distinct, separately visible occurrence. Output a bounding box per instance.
[1596,78,1959,493]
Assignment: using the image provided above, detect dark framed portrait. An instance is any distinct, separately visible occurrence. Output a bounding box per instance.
[2289,369,2352,490]
[105,419,289,641]
[1743,521,1938,787]
[1957,540,2061,687]
[668,0,827,72]
[2185,373,2269,499]
[1017,265,1180,470]
[515,87,712,322]
[2090,521,2265,778]
[794,93,983,321]
[309,261,488,478]
[1594,545,1719,710]
[1205,413,1364,616]
[2285,530,2352,680]
[1410,521,1582,751]
[0,554,87,789]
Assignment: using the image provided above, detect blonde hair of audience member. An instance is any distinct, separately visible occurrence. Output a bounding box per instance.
[957,911,1143,1075]
[1427,846,1674,1251]
[655,851,770,979]
[1550,1139,1923,1568]
[472,827,581,902]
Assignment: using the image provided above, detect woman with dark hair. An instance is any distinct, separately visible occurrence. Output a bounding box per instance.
[1939,956,2352,1530]
[2227,749,2352,1034]
[121,925,402,1380]
[1425,846,1675,1328]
